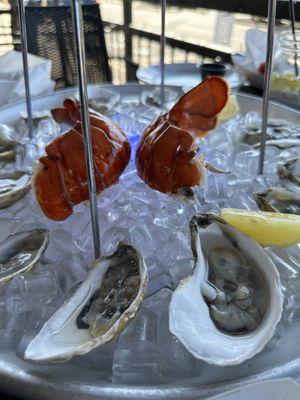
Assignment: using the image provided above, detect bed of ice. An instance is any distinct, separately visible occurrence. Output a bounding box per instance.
[0,93,300,386]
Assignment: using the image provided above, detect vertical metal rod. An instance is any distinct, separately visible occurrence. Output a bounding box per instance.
[288,0,298,76]
[160,0,166,112]
[71,0,101,259]
[258,0,277,175]
[17,0,33,139]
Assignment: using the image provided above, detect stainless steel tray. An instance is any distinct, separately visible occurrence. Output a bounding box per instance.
[0,84,299,400]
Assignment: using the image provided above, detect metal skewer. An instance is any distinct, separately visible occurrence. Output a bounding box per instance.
[17,0,33,139]
[288,0,299,77]
[71,0,101,259]
[258,0,277,175]
[160,0,166,112]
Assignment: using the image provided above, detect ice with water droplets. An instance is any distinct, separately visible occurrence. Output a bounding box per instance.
[0,99,299,384]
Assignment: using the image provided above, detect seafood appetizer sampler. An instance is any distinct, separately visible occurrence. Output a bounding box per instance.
[136,77,229,195]
[0,229,49,285]
[0,80,296,377]
[169,214,283,366]
[33,99,131,221]
[25,244,148,362]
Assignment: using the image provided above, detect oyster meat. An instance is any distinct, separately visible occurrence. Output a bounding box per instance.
[0,229,49,285]
[278,158,300,186]
[0,171,31,209]
[254,187,300,214]
[0,124,20,162]
[244,119,300,148]
[169,214,283,366]
[25,243,148,363]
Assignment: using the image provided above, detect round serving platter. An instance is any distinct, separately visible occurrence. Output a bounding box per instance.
[0,84,300,400]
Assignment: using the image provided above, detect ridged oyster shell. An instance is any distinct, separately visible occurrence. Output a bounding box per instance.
[254,187,300,214]
[0,229,49,285]
[0,171,31,209]
[25,243,148,363]
[169,214,283,366]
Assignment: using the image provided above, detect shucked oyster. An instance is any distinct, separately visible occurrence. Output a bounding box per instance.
[0,124,20,162]
[25,243,148,363]
[254,187,300,214]
[169,214,283,366]
[0,171,31,209]
[278,158,300,186]
[0,229,49,285]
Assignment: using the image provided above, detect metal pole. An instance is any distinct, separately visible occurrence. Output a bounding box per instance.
[258,0,277,175]
[288,0,298,76]
[17,0,33,139]
[160,0,166,112]
[70,0,101,259]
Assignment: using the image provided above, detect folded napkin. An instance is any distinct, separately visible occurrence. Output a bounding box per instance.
[0,50,55,106]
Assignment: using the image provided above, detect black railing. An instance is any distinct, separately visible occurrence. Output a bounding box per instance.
[0,0,298,83]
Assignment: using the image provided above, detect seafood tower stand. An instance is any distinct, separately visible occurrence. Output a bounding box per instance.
[0,0,298,399]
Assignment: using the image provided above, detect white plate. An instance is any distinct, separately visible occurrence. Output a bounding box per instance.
[136,63,241,89]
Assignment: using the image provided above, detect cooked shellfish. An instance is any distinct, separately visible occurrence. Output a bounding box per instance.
[0,171,31,209]
[0,229,49,285]
[33,99,131,221]
[169,214,283,366]
[24,243,147,363]
[136,77,229,195]
[254,187,300,214]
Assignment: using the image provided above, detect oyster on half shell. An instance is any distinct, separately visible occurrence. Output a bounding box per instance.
[169,214,283,366]
[0,171,31,209]
[25,243,148,363]
[254,187,300,214]
[0,229,49,285]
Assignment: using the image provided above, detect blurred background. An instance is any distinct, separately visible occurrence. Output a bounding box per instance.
[0,0,298,84]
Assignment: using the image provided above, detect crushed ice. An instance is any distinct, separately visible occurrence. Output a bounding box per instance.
[0,96,299,384]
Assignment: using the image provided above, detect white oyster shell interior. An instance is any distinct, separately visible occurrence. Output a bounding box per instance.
[24,244,147,363]
[169,215,284,366]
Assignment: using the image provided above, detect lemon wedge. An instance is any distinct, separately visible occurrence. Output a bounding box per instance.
[220,208,300,247]
[218,94,240,123]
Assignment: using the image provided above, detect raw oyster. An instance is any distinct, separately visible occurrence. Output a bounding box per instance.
[0,171,31,209]
[0,147,15,162]
[169,214,283,366]
[0,124,20,162]
[0,229,49,285]
[243,119,300,147]
[0,124,18,147]
[278,158,300,186]
[254,187,300,214]
[25,243,148,363]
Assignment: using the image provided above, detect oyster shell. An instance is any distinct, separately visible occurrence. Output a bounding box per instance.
[169,214,283,366]
[0,229,49,285]
[0,124,20,163]
[278,158,300,186]
[24,243,148,363]
[254,187,300,214]
[0,171,31,209]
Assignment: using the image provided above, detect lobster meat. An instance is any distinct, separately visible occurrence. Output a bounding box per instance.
[34,99,131,221]
[136,77,229,195]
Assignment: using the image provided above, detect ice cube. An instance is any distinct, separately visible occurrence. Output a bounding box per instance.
[112,308,160,383]
[6,271,59,314]
[157,310,197,378]
[143,287,172,316]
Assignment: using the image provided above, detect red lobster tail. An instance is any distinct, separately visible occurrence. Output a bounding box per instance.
[168,76,229,137]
